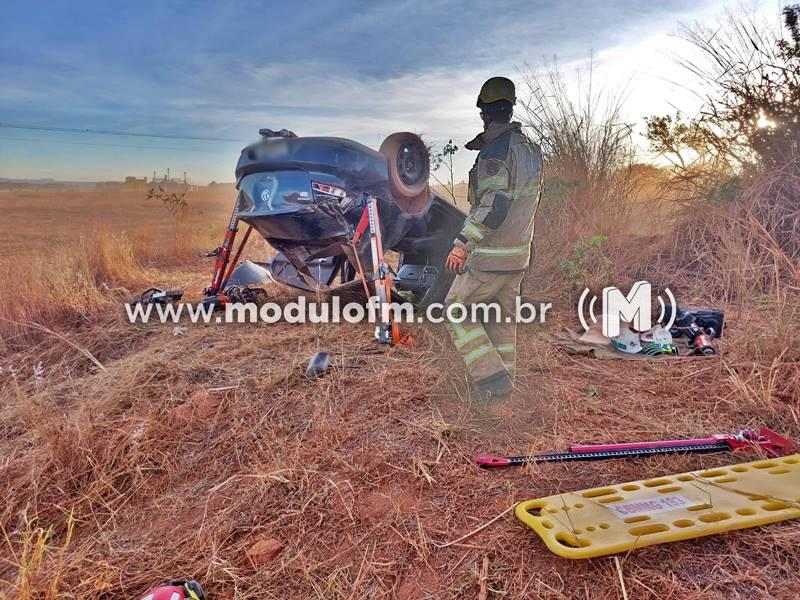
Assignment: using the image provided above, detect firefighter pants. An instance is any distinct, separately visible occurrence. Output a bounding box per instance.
[444,269,523,384]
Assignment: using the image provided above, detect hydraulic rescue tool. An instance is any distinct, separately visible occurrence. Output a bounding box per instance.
[200,194,263,309]
[203,195,256,301]
[351,194,403,344]
[670,306,724,356]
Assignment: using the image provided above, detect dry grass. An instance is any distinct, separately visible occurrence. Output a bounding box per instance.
[658,168,800,305]
[0,228,147,345]
[0,187,240,256]
[1,158,800,597]
[0,290,799,598]
[0,188,272,348]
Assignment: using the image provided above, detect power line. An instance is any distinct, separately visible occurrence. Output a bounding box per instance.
[0,122,246,143]
[0,136,228,152]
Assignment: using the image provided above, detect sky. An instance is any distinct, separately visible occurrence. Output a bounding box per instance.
[0,0,787,184]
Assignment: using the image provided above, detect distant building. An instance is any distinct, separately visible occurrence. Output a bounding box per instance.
[124,176,148,191]
[148,171,195,192]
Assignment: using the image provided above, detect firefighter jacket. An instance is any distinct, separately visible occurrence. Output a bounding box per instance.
[455,121,543,271]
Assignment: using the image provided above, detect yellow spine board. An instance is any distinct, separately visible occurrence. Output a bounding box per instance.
[515,454,800,559]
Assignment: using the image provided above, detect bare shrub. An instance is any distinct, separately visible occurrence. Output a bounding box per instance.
[430,139,460,204]
[516,59,653,296]
[518,59,642,237]
[680,7,800,168]
[145,185,195,261]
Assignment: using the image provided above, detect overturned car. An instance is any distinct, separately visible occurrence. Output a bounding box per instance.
[224,129,466,305]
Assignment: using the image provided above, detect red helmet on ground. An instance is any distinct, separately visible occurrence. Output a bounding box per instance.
[140,580,205,600]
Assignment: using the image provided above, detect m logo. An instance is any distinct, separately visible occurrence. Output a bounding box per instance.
[578,281,676,337]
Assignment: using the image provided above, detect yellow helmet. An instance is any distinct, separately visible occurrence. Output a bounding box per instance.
[477,77,516,107]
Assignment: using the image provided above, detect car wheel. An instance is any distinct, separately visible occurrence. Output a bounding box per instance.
[379,132,431,215]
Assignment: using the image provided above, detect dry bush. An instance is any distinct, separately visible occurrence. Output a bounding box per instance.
[645,7,800,306]
[516,60,660,298]
[666,166,800,306]
[646,6,800,202]
[680,7,800,169]
[141,186,202,265]
[635,7,800,420]
[654,169,800,416]
[85,227,150,285]
[130,219,205,266]
[0,513,75,600]
[518,60,643,238]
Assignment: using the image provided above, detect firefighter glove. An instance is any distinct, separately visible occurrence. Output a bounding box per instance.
[445,246,469,274]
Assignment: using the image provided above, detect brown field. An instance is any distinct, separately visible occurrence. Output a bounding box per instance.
[0,187,237,258]
[0,183,799,599]
[0,188,274,335]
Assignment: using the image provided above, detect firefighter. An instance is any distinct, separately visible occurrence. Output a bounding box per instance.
[444,76,543,401]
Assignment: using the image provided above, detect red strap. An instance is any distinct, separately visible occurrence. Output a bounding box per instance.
[352,204,370,244]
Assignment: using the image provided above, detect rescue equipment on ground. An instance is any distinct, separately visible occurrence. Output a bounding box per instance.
[475,427,793,468]
[609,326,642,354]
[350,194,412,345]
[139,580,205,600]
[515,453,800,559]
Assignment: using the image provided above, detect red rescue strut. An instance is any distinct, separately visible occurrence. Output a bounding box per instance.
[351,195,399,344]
[205,195,242,296]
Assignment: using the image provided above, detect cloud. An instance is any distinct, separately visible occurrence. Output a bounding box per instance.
[1,0,745,182]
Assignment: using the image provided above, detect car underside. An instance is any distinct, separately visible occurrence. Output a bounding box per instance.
[225,129,467,305]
